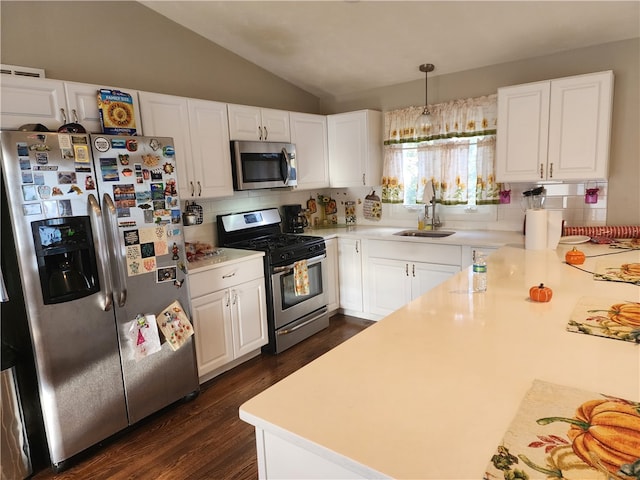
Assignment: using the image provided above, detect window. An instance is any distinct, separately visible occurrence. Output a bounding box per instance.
[382,95,499,207]
[402,136,486,206]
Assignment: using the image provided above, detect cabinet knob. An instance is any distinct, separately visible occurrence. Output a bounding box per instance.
[258,126,263,141]
[197,181,202,196]
[540,163,544,179]
[190,181,195,197]
[549,162,553,178]
[264,126,268,140]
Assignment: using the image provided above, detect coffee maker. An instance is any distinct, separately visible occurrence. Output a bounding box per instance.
[282,204,308,233]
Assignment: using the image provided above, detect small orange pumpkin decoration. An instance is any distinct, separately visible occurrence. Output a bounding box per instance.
[529,283,553,302]
[565,247,585,265]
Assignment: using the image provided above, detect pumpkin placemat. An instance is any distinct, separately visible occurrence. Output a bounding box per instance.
[566,297,640,343]
[593,256,640,286]
[483,379,640,480]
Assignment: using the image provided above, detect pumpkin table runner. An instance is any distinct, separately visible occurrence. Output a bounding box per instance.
[567,297,640,343]
[483,379,640,480]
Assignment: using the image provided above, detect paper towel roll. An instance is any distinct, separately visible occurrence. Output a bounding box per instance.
[546,210,563,249]
[525,209,548,250]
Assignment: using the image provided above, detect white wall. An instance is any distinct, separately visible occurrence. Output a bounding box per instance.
[321,38,639,226]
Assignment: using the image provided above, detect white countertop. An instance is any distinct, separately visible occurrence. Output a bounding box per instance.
[187,247,264,274]
[239,243,640,479]
[305,225,524,248]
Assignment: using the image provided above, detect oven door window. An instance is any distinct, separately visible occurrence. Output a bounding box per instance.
[280,262,323,309]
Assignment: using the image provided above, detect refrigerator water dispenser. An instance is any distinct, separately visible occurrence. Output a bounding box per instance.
[31,217,99,304]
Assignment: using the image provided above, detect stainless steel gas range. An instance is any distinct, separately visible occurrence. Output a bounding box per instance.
[216,208,329,353]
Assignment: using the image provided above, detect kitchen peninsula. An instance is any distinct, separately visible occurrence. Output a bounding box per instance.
[240,243,640,479]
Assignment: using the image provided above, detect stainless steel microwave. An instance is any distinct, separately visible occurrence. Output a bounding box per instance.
[231,141,297,191]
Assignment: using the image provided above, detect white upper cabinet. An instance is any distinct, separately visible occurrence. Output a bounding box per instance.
[0,76,142,134]
[64,82,143,134]
[290,112,329,190]
[547,72,613,180]
[138,91,193,195]
[186,99,234,198]
[227,104,290,142]
[497,70,613,182]
[328,109,382,187]
[138,91,233,199]
[1,76,66,130]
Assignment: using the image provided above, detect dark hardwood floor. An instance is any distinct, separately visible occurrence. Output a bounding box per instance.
[31,314,373,480]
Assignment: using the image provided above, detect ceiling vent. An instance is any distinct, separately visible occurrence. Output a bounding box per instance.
[1,64,46,78]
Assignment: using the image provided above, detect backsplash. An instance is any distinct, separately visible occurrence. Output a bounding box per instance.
[183,181,608,246]
[497,182,608,229]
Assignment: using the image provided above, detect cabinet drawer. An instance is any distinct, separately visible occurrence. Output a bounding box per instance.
[189,258,264,298]
[368,239,461,265]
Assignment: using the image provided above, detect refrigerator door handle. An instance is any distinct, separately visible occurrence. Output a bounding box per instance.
[88,194,113,311]
[0,267,9,302]
[103,193,128,307]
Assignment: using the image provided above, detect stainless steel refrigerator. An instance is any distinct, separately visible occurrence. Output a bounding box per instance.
[0,131,198,471]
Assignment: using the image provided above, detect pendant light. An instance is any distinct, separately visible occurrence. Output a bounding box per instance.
[415,63,435,139]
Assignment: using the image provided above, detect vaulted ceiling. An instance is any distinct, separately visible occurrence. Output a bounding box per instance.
[140,1,640,98]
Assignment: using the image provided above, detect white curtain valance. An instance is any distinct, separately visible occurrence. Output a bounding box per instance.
[384,94,498,144]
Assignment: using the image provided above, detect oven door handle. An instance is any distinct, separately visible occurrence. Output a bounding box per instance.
[277,307,328,335]
[272,253,325,274]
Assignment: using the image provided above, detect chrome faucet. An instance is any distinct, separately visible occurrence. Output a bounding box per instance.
[429,181,441,230]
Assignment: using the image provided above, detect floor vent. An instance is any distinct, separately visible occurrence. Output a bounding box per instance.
[1,64,46,78]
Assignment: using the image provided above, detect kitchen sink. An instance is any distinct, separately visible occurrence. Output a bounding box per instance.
[393,230,456,238]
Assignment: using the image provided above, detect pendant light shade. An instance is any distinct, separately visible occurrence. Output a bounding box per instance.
[415,63,435,139]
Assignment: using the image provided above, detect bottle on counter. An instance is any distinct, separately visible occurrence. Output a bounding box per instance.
[472,251,487,292]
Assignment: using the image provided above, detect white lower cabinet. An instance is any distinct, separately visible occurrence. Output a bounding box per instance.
[364,239,461,318]
[337,237,364,314]
[189,257,267,383]
[367,258,459,316]
[325,238,340,313]
[254,429,370,479]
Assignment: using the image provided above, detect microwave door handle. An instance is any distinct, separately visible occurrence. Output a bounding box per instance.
[88,194,113,311]
[103,193,128,307]
[280,147,291,185]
